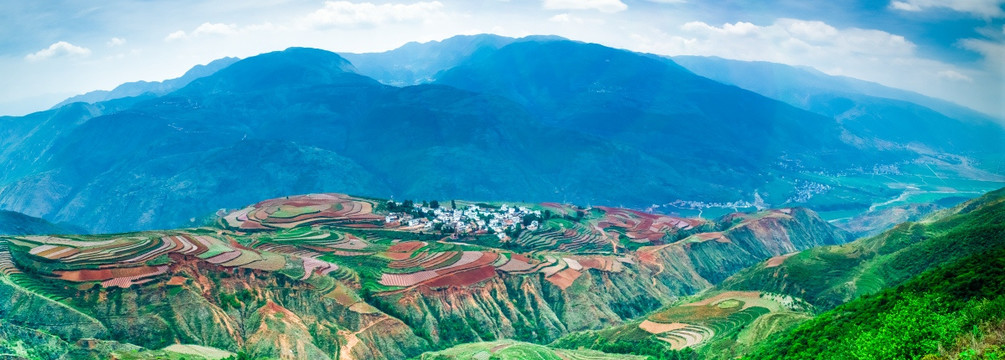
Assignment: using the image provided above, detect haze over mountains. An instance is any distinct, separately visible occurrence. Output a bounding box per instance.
[1,34,1002,234]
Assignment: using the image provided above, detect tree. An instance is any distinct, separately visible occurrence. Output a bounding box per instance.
[430,200,440,209]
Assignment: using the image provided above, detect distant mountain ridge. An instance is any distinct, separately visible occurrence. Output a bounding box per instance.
[341,34,565,86]
[671,55,1000,124]
[51,57,239,108]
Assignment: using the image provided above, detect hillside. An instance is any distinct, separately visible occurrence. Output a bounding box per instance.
[0,210,80,236]
[719,187,1005,309]
[1,37,1001,233]
[0,193,850,359]
[670,56,1005,185]
[745,225,1005,359]
[551,187,1005,359]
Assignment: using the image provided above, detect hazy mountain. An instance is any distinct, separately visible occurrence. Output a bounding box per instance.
[672,56,1005,159]
[341,34,563,86]
[671,55,1000,124]
[51,57,239,108]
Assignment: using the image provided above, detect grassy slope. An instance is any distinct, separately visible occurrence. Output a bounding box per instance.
[416,339,649,360]
[745,238,1005,359]
[718,188,1005,309]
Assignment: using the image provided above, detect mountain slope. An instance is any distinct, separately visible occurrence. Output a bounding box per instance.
[671,56,1005,162]
[0,210,79,236]
[0,193,850,359]
[719,187,1005,309]
[671,55,1001,124]
[341,34,518,86]
[551,187,1004,360]
[745,221,1005,359]
[0,48,572,232]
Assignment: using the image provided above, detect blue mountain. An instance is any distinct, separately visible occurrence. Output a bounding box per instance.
[0,38,1001,233]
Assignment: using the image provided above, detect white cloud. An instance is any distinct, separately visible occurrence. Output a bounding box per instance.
[647,0,686,3]
[193,23,238,36]
[937,69,974,82]
[303,1,446,28]
[165,30,187,41]
[543,0,627,13]
[959,37,1005,74]
[547,13,604,25]
[164,23,240,41]
[655,19,917,61]
[549,13,574,23]
[25,41,92,61]
[888,0,1004,18]
[106,37,126,47]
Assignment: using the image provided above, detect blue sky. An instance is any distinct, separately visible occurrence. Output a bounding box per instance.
[1,0,1002,118]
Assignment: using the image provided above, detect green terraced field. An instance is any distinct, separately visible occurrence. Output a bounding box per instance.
[417,339,647,360]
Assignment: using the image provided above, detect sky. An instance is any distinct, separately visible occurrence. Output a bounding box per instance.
[1,0,1002,118]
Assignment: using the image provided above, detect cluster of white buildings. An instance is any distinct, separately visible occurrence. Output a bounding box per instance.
[385,203,541,237]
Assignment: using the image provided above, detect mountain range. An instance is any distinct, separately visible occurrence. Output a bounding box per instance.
[0,34,1001,234]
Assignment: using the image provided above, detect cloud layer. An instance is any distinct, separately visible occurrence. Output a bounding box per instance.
[889,0,1004,18]
[25,41,91,61]
[543,0,627,13]
[303,1,445,28]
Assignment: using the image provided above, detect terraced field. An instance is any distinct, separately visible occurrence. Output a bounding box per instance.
[0,192,826,350]
[221,193,384,230]
[419,339,648,360]
[639,291,799,350]
[0,193,815,302]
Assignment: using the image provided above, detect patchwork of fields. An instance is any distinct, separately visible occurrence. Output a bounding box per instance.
[0,192,848,359]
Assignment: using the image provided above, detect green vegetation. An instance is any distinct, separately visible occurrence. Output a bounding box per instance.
[721,188,1005,309]
[745,244,1005,360]
[417,339,651,360]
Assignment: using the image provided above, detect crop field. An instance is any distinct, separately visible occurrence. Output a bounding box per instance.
[0,193,802,319]
[639,291,794,350]
[419,339,648,360]
[221,193,384,230]
[512,205,714,253]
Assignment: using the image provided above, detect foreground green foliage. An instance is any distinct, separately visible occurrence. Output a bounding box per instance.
[721,187,1005,309]
[746,242,1005,359]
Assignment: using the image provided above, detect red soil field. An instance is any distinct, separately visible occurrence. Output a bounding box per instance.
[387,241,426,253]
[545,268,582,290]
[55,266,165,282]
[423,265,497,288]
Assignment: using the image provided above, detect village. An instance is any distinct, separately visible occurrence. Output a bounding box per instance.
[383,200,542,239]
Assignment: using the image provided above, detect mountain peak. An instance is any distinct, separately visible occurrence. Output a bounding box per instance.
[177,47,374,94]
